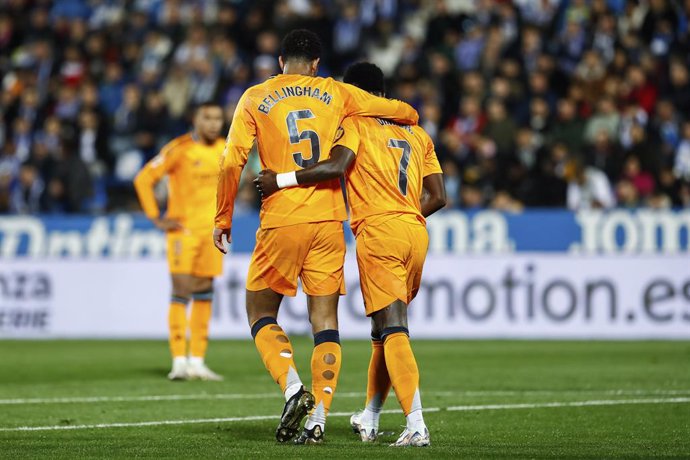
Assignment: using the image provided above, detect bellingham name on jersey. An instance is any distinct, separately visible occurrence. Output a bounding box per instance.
[258,85,333,114]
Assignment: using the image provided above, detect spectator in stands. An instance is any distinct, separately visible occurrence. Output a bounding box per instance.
[625,121,659,176]
[584,97,620,144]
[565,156,615,210]
[482,98,516,156]
[44,139,92,213]
[674,121,690,182]
[621,155,655,198]
[652,99,681,160]
[548,98,586,155]
[10,162,44,214]
[615,179,640,208]
[77,109,110,175]
[586,129,624,182]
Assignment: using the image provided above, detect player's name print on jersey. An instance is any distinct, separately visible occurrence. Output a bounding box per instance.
[376,118,413,133]
[258,86,333,114]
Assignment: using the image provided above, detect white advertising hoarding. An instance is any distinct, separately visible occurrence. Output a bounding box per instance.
[1,255,689,339]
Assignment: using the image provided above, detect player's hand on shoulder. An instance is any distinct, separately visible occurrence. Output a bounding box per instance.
[213,227,231,254]
[154,217,183,232]
[254,169,279,199]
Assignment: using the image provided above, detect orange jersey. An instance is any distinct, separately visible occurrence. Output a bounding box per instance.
[215,73,419,230]
[134,133,226,233]
[335,116,443,235]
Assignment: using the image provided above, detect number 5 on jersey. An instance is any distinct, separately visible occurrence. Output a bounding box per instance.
[287,110,321,168]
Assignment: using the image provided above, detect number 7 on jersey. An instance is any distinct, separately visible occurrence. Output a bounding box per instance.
[388,139,411,196]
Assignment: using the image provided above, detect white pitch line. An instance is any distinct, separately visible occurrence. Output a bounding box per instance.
[447,397,690,412]
[1,389,689,406]
[1,398,687,433]
[0,393,286,406]
[0,392,368,406]
[0,407,428,432]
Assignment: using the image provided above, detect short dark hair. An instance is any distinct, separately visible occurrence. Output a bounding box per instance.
[280,29,322,62]
[193,100,221,113]
[343,62,385,95]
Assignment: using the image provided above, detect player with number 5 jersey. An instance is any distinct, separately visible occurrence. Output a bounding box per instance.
[213,30,418,445]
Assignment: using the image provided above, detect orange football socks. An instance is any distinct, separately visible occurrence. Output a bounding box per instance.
[169,296,189,358]
[382,327,425,430]
[367,338,392,408]
[189,291,213,359]
[251,317,303,400]
[305,330,341,431]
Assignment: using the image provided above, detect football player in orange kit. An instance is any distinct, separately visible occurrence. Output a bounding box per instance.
[134,102,225,382]
[214,30,418,444]
[255,62,446,447]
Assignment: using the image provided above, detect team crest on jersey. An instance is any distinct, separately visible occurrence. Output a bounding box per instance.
[334,127,344,142]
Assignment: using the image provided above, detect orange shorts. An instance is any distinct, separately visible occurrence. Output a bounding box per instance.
[247,221,346,296]
[167,230,223,278]
[355,215,429,316]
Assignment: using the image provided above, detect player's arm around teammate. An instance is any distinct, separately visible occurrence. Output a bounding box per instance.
[134,102,226,381]
[255,144,446,211]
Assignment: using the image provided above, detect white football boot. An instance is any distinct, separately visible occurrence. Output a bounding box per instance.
[186,359,223,381]
[390,427,430,447]
[350,410,378,442]
[167,357,188,381]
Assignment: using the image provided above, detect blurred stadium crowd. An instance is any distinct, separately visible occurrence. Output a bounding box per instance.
[1,0,690,215]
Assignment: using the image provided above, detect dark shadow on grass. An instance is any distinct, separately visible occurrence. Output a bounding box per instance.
[134,367,172,378]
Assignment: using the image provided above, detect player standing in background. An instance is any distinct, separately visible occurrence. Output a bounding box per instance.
[134,102,225,382]
[213,30,418,444]
[255,62,446,447]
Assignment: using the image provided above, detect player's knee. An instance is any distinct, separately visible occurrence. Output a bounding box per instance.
[171,287,191,300]
[191,277,214,294]
[246,289,282,326]
[370,318,382,341]
[373,300,408,333]
[191,289,213,302]
[191,278,213,302]
[171,276,192,299]
[170,294,189,306]
[173,284,192,299]
[309,309,338,334]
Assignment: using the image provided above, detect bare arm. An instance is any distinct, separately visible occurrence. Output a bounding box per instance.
[254,146,356,198]
[420,173,446,217]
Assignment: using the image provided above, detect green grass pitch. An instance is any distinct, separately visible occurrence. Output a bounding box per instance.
[1,339,689,458]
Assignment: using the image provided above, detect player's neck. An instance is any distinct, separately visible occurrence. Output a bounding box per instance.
[191,131,214,145]
[282,61,315,77]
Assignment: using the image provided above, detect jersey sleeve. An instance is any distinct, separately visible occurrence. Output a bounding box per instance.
[333,117,360,155]
[339,82,419,125]
[133,142,181,220]
[215,91,256,230]
[422,133,443,177]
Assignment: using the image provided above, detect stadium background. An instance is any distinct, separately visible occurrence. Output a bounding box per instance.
[1,0,689,340]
